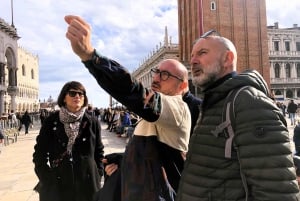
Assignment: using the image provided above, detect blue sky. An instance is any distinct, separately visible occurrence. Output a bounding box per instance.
[0,0,299,108]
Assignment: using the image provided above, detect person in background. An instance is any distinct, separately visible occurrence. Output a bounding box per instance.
[16,112,22,130]
[294,121,300,156]
[103,108,112,124]
[65,15,191,201]
[0,129,4,153]
[39,109,47,125]
[176,30,300,200]
[21,110,32,134]
[86,104,95,116]
[182,87,202,135]
[116,110,131,137]
[288,99,298,126]
[281,102,287,117]
[9,110,18,128]
[94,107,101,121]
[108,109,120,132]
[32,81,104,201]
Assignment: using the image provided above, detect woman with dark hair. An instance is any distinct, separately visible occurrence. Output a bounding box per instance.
[33,81,104,201]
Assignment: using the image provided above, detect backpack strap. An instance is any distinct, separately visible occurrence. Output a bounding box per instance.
[211,85,251,201]
[211,86,249,159]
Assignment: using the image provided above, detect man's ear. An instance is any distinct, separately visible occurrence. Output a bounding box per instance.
[181,81,188,91]
[224,50,234,67]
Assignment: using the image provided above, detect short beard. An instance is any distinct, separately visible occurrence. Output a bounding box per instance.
[192,61,222,90]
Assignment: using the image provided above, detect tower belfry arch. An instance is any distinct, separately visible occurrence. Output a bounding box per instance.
[0,18,20,115]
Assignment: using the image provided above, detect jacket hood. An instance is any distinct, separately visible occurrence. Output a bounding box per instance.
[230,69,270,96]
[213,69,271,96]
[203,70,271,108]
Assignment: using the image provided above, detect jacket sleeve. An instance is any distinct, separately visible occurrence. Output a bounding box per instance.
[234,87,300,200]
[93,118,105,176]
[82,50,159,122]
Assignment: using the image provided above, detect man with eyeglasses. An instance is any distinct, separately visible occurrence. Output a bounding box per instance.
[175,30,300,200]
[150,68,202,136]
[65,15,191,201]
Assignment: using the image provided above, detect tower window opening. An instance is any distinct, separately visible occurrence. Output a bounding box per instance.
[211,2,216,10]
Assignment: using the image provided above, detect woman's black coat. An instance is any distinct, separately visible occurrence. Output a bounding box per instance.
[33,111,104,201]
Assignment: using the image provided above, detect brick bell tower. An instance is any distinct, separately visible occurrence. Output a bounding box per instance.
[178,0,270,86]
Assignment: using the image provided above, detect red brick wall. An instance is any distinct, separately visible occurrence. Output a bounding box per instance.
[178,0,270,86]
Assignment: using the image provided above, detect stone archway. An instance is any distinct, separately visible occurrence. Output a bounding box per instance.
[0,18,20,116]
[5,47,18,113]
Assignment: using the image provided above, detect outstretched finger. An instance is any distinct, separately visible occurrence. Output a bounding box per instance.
[65,15,90,28]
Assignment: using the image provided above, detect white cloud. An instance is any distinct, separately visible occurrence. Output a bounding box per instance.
[266,0,300,28]
[0,0,298,108]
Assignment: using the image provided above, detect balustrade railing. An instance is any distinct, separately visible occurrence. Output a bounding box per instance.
[271,78,300,84]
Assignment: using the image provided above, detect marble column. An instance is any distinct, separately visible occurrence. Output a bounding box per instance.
[0,62,6,115]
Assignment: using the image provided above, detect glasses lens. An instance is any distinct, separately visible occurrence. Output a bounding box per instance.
[68,91,83,97]
[151,68,159,76]
[160,71,169,81]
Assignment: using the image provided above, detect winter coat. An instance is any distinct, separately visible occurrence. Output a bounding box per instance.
[294,125,300,156]
[21,112,32,126]
[176,70,300,201]
[182,90,202,135]
[33,111,104,201]
[288,101,298,113]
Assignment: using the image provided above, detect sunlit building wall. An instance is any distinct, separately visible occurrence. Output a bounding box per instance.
[268,23,300,103]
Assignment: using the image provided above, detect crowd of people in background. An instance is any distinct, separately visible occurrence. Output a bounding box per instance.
[101,107,139,141]
[2,98,300,141]
[277,99,300,124]
[1,110,37,131]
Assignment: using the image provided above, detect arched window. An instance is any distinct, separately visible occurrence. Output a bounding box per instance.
[31,69,34,79]
[297,89,300,98]
[22,64,26,76]
[211,1,216,10]
[274,63,280,78]
[286,89,293,98]
[275,90,282,95]
[285,63,291,78]
[297,63,300,78]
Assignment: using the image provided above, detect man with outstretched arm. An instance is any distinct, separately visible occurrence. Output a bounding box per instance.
[65,15,191,201]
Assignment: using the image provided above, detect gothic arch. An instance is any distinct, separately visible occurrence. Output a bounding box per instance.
[31,68,34,79]
[22,64,26,76]
[5,46,17,86]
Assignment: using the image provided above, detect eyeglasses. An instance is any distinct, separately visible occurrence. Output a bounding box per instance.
[200,29,221,38]
[67,90,84,97]
[150,68,183,82]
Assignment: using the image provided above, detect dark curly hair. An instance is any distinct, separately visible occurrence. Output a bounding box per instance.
[57,81,88,108]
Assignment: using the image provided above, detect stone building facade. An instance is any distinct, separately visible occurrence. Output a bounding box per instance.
[0,18,39,115]
[15,46,39,113]
[132,27,179,88]
[268,23,300,103]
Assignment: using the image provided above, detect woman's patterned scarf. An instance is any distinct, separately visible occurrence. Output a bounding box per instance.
[59,106,86,153]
